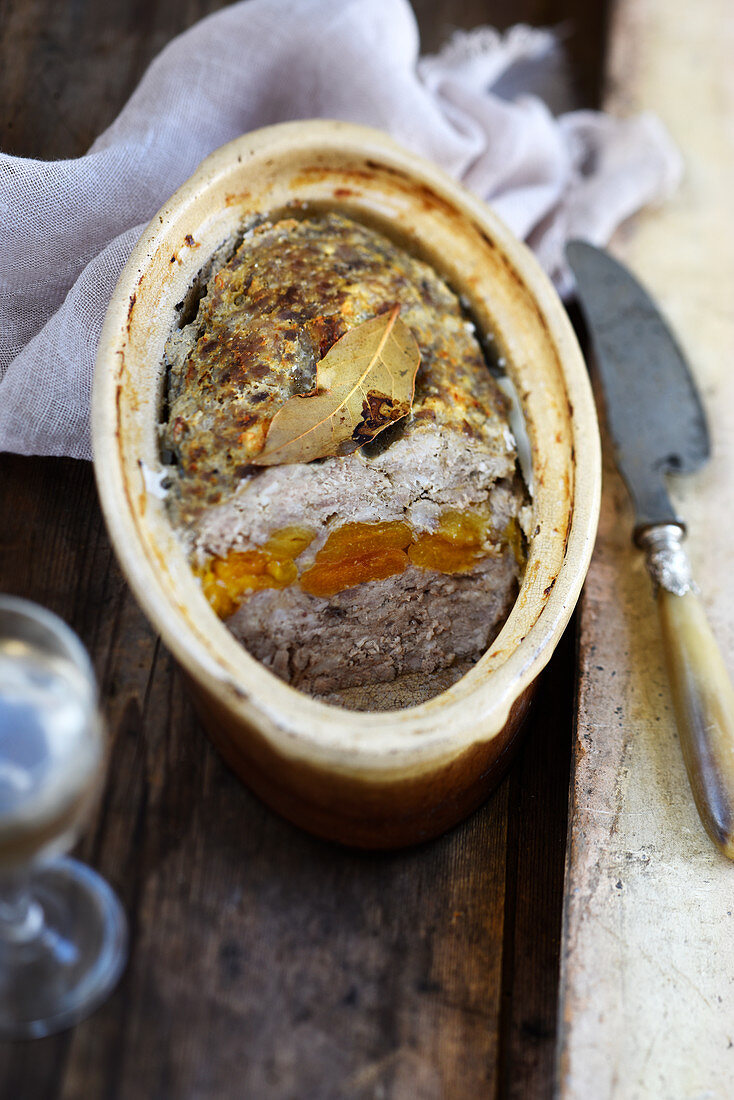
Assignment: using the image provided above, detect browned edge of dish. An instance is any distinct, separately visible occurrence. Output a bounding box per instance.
[92,121,601,848]
[187,675,536,848]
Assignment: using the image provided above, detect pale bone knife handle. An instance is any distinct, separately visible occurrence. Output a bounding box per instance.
[638,524,734,859]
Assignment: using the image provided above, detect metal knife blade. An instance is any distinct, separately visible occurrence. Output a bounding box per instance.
[566,240,734,860]
[566,240,710,535]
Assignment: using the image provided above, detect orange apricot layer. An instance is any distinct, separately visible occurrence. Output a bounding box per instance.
[196,513,524,619]
[197,526,314,618]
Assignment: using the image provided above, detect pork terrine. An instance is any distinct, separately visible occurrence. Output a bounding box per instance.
[161,212,529,699]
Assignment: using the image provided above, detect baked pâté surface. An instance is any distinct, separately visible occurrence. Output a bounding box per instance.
[161,212,530,703]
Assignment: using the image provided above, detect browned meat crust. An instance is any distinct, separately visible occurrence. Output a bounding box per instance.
[163,212,511,527]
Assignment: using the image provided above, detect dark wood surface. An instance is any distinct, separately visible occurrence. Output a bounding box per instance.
[0,3,606,1096]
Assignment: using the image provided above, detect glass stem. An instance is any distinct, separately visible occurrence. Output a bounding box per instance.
[0,868,44,945]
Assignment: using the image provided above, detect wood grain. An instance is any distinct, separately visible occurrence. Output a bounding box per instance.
[411,0,610,108]
[0,2,602,1094]
[558,0,734,1094]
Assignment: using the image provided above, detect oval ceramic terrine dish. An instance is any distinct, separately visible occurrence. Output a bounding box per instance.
[92,120,601,848]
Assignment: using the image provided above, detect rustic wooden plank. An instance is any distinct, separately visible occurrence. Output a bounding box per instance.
[0,0,225,158]
[499,622,578,1100]
[558,0,734,1094]
[412,0,612,107]
[0,0,612,159]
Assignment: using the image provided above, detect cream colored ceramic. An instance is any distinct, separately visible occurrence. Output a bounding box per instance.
[92,120,600,847]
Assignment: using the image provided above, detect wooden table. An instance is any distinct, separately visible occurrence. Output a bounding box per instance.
[0,3,607,1096]
[559,2,734,1095]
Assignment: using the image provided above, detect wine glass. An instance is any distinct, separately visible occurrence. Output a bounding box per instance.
[0,595,127,1039]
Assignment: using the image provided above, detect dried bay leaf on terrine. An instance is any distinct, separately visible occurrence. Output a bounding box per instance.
[253,306,421,466]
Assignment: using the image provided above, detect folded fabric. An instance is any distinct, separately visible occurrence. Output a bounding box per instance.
[0,0,681,460]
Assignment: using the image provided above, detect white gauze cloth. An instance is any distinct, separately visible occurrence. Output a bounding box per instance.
[0,0,681,460]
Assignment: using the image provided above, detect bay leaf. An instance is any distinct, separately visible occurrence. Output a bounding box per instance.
[252,306,421,466]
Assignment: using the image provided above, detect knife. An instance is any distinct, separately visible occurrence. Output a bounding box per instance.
[566,240,734,861]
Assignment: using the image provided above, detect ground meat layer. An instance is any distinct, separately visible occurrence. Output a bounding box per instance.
[231,555,518,696]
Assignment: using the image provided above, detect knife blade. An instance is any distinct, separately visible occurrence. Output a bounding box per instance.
[567,240,734,860]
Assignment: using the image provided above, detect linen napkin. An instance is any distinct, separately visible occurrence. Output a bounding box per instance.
[0,0,681,461]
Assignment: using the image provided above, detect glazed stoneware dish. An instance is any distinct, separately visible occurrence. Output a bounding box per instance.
[93,120,601,848]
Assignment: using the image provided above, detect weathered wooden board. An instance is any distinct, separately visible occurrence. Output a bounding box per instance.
[558,0,734,1095]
